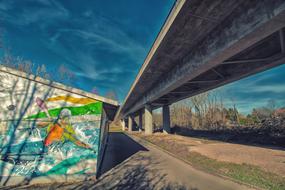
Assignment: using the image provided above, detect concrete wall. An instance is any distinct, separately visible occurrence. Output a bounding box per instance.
[96,108,109,177]
[0,66,109,186]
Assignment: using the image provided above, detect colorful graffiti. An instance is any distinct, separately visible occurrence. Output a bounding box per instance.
[0,70,104,182]
[34,97,99,150]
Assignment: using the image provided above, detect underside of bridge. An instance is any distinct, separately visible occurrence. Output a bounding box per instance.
[154,29,285,107]
[117,0,285,133]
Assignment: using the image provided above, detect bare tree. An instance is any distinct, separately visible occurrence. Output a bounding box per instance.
[58,64,74,82]
[267,99,277,116]
[105,90,118,101]
[190,92,208,128]
[91,87,99,95]
[1,51,74,83]
[229,98,240,125]
[170,103,192,128]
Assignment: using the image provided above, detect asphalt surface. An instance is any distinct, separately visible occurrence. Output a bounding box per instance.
[84,132,253,190]
[6,132,254,190]
[97,132,148,177]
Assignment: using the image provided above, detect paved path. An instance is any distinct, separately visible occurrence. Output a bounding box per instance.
[8,132,254,190]
[97,132,148,177]
[82,132,253,190]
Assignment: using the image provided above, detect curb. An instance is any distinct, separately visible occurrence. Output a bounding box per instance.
[126,132,262,190]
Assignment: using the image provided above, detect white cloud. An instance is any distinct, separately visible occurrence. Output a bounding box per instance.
[0,1,12,11]
[0,0,69,26]
[251,84,285,93]
[83,10,93,18]
[51,26,145,63]
[40,14,147,82]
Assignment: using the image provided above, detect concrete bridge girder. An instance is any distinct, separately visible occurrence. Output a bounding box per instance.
[122,0,285,117]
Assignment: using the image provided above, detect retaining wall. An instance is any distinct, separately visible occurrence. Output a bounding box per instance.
[0,66,116,186]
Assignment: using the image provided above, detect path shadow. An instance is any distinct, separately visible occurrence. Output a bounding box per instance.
[96,132,148,178]
[1,132,201,190]
[3,153,195,190]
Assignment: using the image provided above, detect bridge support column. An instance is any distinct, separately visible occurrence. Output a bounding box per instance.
[139,111,143,132]
[163,105,171,134]
[128,115,133,132]
[144,104,153,135]
[121,119,126,131]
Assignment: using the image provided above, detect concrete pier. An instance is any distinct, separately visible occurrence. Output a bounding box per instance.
[121,119,126,131]
[162,105,171,134]
[139,111,143,132]
[144,105,153,135]
[128,115,133,132]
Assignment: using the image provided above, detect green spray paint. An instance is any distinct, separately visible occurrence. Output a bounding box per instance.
[40,154,97,176]
[26,102,102,119]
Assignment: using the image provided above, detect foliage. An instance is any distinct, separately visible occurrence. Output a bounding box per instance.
[153,90,285,134]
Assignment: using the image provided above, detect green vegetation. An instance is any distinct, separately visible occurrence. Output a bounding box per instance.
[109,126,122,132]
[154,92,285,135]
[187,152,285,190]
[26,102,102,119]
[136,134,285,190]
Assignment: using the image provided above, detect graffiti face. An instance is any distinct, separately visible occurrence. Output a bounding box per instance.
[7,105,15,111]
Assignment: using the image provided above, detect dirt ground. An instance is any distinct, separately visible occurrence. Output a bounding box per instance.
[143,133,285,177]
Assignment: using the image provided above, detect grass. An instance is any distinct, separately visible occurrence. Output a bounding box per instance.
[134,133,285,190]
[109,125,122,132]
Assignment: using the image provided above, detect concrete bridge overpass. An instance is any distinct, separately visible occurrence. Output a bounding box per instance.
[117,0,285,134]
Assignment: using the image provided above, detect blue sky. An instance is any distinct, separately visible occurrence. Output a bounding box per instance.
[210,64,285,113]
[0,0,284,114]
[0,0,175,100]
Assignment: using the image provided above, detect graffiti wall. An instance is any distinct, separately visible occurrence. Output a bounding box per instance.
[0,67,105,185]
